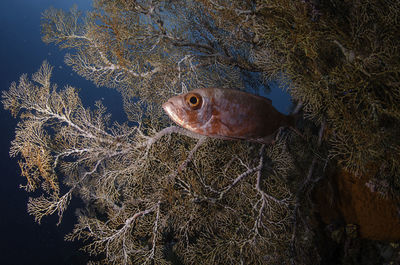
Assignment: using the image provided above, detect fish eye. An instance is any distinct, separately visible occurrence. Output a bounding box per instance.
[190,96,197,104]
[185,93,202,110]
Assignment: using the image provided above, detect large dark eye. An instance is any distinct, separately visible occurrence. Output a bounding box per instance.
[185,93,202,110]
[189,96,197,104]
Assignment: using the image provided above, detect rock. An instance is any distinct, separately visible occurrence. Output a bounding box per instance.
[314,168,400,241]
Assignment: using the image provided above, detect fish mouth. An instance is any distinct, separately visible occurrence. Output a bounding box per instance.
[162,101,174,114]
[162,101,181,124]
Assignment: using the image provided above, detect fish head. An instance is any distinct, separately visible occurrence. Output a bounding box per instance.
[162,89,213,134]
[163,87,292,143]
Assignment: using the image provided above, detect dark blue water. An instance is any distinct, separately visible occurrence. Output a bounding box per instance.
[0,1,123,264]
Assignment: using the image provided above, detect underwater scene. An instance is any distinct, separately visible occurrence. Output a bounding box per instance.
[0,0,399,264]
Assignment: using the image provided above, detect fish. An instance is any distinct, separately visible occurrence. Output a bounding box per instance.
[162,87,296,144]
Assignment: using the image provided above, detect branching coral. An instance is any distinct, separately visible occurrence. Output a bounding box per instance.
[3,61,317,264]
[4,0,398,264]
[200,0,400,189]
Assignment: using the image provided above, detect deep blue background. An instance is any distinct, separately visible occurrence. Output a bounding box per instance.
[0,1,123,264]
[0,1,291,264]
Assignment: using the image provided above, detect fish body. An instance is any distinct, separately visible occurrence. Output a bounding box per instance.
[162,87,294,144]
